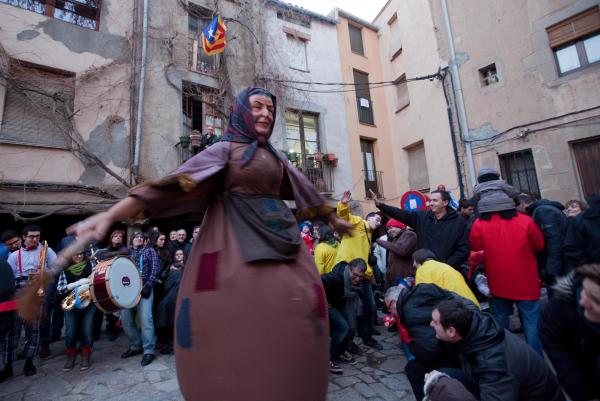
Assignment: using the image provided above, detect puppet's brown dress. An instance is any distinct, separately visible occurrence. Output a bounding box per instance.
[131,143,329,401]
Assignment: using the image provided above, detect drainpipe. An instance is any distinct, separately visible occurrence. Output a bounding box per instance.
[133,0,149,182]
[129,0,139,184]
[441,72,466,200]
[440,0,477,190]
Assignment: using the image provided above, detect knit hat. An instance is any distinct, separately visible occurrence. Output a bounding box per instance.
[386,219,406,229]
[423,371,477,401]
[477,167,500,183]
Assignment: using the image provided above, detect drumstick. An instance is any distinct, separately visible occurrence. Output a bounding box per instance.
[17,232,97,323]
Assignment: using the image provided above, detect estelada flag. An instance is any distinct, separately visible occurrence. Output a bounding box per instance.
[201,15,227,55]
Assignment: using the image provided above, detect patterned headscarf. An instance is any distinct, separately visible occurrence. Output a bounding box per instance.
[221,87,280,166]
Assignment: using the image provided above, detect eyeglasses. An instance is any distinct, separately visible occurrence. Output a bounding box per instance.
[25,234,41,239]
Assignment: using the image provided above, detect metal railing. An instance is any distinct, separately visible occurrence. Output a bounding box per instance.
[356,98,374,125]
[290,154,335,193]
[363,170,384,198]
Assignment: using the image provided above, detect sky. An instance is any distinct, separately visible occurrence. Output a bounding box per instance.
[282,0,388,22]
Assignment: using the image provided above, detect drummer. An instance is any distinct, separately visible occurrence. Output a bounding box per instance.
[56,252,95,372]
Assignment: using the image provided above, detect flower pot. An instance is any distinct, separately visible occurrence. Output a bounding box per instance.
[329,158,338,168]
[314,152,324,162]
[326,153,336,161]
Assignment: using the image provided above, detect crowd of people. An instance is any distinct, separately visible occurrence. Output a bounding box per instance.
[307,166,599,400]
[0,85,599,401]
[0,224,200,378]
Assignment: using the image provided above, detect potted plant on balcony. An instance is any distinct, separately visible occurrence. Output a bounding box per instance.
[179,135,191,146]
[326,153,336,161]
[286,150,298,163]
[314,151,324,162]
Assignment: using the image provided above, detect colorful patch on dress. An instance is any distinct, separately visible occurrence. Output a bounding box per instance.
[176,298,192,349]
[261,198,280,213]
[195,251,219,292]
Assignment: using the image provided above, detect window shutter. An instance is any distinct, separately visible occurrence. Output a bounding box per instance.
[407,143,430,191]
[547,7,600,48]
[348,24,364,55]
[0,65,73,148]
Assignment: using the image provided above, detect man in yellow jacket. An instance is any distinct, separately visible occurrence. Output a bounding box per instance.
[413,248,480,307]
[333,190,383,351]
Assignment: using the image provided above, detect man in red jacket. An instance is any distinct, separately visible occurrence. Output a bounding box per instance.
[470,209,544,355]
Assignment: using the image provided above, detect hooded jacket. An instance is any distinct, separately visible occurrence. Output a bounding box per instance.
[564,195,600,268]
[526,199,568,278]
[333,201,374,279]
[396,283,476,362]
[538,272,600,401]
[473,180,519,214]
[377,203,470,269]
[416,260,480,307]
[470,212,544,300]
[456,312,564,401]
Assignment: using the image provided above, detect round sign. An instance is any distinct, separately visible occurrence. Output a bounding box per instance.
[401,191,428,210]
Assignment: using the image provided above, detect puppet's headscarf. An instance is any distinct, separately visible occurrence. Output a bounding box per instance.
[222,87,279,166]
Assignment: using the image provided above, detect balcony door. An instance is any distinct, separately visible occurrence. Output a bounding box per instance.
[361,139,381,197]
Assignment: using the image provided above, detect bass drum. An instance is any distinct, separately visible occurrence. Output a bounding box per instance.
[90,257,142,313]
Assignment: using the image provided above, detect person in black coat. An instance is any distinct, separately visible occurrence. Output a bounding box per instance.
[372,189,470,269]
[156,248,184,355]
[538,264,600,401]
[321,259,366,372]
[0,259,16,382]
[519,195,569,284]
[393,283,473,400]
[432,299,565,401]
[564,194,600,268]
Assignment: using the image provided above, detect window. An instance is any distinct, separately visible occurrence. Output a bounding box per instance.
[285,110,319,160]
[348,24,364,55]
[0,61,74,148]
[0,0,102,30]
[479,63,499,86]
[499,149,540,197]
[388,13,402,59]
[406,142,430,191]
[394,74,410,112]
[353,70,374,125]
[182,82,223,136]
[188,5,219,75]
[361,139,383,197]
[572,136,600,197]
[547,7,600,75]
[286,34,308,71]
[276,9,311,28]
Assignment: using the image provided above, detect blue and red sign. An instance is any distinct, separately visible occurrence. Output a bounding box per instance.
[401,191,429,210]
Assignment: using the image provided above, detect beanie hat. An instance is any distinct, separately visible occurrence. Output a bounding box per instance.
[477,167,500,183]
[386,219,406,229]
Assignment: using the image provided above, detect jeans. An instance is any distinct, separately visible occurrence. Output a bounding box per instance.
[328,307,350,360]
[64,305,96,349]
[121,289,155,354]
[491,297,543,356]
[357,280,376,339]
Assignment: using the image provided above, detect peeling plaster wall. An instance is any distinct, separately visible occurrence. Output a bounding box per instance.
[0,1,133,198]
[429,0,600,201]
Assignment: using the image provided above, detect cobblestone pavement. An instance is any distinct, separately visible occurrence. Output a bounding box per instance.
[1,324,414,401]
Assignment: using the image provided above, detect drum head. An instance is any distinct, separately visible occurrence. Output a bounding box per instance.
[106,257,142,309]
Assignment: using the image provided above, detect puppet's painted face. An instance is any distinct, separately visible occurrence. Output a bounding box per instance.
[249,94,274,138]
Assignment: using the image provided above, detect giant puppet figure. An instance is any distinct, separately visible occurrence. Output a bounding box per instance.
[69,88,351,401]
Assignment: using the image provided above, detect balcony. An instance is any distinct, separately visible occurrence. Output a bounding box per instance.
[363,170,384,199]
[288,153,335,194]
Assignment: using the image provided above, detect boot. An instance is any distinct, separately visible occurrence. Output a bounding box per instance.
[0,363,13,383]
[80,347,91,371]
[63,348,77,372]
[39,343,51,359]
[24,358,37,376]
